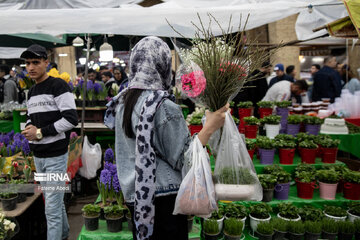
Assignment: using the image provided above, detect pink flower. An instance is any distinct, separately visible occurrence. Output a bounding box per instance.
[12,161,18,168]
[181,71,206,98]
[219,62,248,78]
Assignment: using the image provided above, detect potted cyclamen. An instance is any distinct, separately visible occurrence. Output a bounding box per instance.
[104,205,124,233]
[275,101,291,133]
[256,221,274,240]
[203,219,220,240]
[304,221,322,240]
[261,115,281,139]
[276,139,296,165]
[243,116,260,139]
[245,138,256,160]
[317,170,340,200]
[347,202,360,222]
[303,116,323,135]
[256,136,276,165]
[271,218,287,240]
[257,101,273,118]
[286,114,302,136]
[82,204,101,231]
[322,218,338,240]
[287,221,305,240]
[338,221,355,240]
[299,140,318,164]
[277,202,301,222]
[274,170,291,200]
[224,203,247,231]
[295,171,318,199]
[258,174,277,202]
[343,170,360,200]
[324,205,347,222]
[237,101,253,132]
[320,138,341,163]
[249,203,272,235]
[223,217,244,240]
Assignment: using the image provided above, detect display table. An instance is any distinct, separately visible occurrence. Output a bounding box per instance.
[3,192,42,217]
[0,120,13,133]
[328,133,360,158]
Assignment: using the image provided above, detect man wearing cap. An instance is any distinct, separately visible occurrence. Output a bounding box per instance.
[262,80,308,102]
[21,44,78,240]
[268,63,294,88]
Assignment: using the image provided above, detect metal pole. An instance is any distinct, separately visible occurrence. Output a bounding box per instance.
[81,34,91,139]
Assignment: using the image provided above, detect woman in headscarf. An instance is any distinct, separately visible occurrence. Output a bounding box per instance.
[113,36,228,240]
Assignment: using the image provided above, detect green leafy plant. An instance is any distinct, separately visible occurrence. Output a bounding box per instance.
[343,170,360,184]
[104,205,124,219]
[271,218,287,232]
[287,221,305,234]
[237,101,253,108]
[287,114,303,124]
[203,219,220,235]
[274,134,296,142]
[189,112,203,125]
[256,136,275,150]
[274,170,291,184]
[338,221,355,234]
[316,170,340,184]
[224,203,247,219]
[0,192,17,199]
[232,116,240,124]
[303,116,323,125]
[257,101,273,108]
[82,204,101,217]
[324,205,347,217]
[258,174,277,189]
[298,205,324,222]
[243,116,259,125]
[224,217,243,236]
[299,140,318,149]
[210,205,224,220]
[322,165,349,179]
[295,163,316,175]
[322,219,338,234]
[275,139,297,149]
[278,202,299,220]
[229,101,235,107]
[354,219,360,233]
[295,171,316,183]
[245,138,256,150]
[249,203,272,219]
[256,221,274,235]
[263,164,283,175]
[296,132,316,143]
[318,138,341,148]
[217,167,257,185]
[348,202,360,217]
[304,221,322,234]
[261,115,281,125]
[313,134,331,145]
[275,101,292,108]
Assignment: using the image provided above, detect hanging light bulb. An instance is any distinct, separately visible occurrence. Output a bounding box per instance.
[72,36,84,47]
[99,35,113,62]
[307,4,313,14]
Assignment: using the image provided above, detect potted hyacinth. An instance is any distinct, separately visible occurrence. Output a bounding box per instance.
[322,218,338,240]
[324,205,347,222]
[317,170,340,200]
[82,204,101,231]
[245,138,256,160]
[243,116,260,139]
[86,80,96,107]
[261,115,281,139]
[94,82,108,106]
[303,116,323,135]
[347,202,360,223]
[104,204,124,233]
[0,192,18,211]
[287,221,305,240]
[258,174,277,202]
[275,101,291,133]
[343,170,360,200]
[256,221,274,240]
[299,140,318,164]
[271,218,287,240]
[237,101,253,132]
[274,170,291,200]
[257,101,273,118]
[186,107,205,135]
[320,138,340,163]
[249,203,272,236]
[224,203,247,231]
[256,136,276,165]
[277,202,301,222]
[286,114,303,136]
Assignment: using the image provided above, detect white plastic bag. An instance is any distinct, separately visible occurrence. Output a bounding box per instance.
[210,112,263,201]
[79,136,102,179]
[173,135,217,218]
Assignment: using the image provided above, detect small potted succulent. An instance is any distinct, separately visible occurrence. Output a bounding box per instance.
[82,204,101,231]
[203,218,220,240]
[299,140,318,164]
[257,101,273,118]
[354,219,360,240]
[261,115,281,139]
[286,114,303,136]
[338,221,355,240]
[256,136,276,165]
[295,171,318,199]
[298,205,324,222]
[209,204,225,232]
[304,221,322,240]
[316,170,340,200]
[324,205,347,222]
[256,221,274,240]
[249,203,272,235]
[104,204,124,233]
[343,170,360,200]
[322,218,338,240]
[348,202,360,222]
[243,116,260,139]
[224,203,247,230]
[319,138,341,163]
[245,138,256,160]
[237,101,253,132]
[276,139,297,165]
[273,170,291,200]
[287,221,305,240]
[275,101,292,133]
[271,218,287,240]
[303,115,323,135]
[258,174,277,202]
[223,217,243,240]
[277,202,301,222]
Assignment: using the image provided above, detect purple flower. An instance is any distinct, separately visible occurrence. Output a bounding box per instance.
[104,162,117,176]
[87,80,94,91]
[100,169,112,189]
[70,132,78,140]
[104,148,114,163]
[112,173,121,193]
[3,135,10,146]
[0,134,3,143]
[13,133,23,141]
[77,79,84,88]
[13,139,22,150]
[93,83,102,94]
[0,142,3,149]
[7,130,14,140]
[68,81,74,91]
[7,145,16,156]
[22,139,31,156]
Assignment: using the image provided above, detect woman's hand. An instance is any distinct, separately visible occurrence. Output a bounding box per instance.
[197,104,229,146]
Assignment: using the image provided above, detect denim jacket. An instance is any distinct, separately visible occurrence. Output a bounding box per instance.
[115,90,191,203]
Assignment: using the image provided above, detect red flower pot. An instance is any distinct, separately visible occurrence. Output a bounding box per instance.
[248,149,255,160]
[337,179,344,193]
[322,147,338,163]
[316,144,323,158]
[244,125,258,139]
[279,148,295,165]
[296,179,319,199]
[238,108,252,131]
[343,182,360,200]
[299,147,317,164]
[188,125,202,136]
[258,108,273,119]
[230,108,234,115]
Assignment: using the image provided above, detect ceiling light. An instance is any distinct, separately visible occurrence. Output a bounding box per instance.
[307,4,313,14]
[79,58,86,65]
[59,53,68,57]
[72,36,84,47]
[99,35,113,62]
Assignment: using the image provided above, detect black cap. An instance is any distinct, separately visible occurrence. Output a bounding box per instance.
[20,44,47,59]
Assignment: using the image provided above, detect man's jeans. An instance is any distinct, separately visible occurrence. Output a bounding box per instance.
[34,152,69,240]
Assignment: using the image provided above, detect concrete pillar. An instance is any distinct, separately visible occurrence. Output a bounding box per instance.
[53,46,77,81]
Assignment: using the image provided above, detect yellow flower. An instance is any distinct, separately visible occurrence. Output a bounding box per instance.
[48,68,60,78]
[19,79,26,89]
[59,72,70,83]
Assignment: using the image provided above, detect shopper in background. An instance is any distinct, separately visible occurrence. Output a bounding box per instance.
[268,63,294,88]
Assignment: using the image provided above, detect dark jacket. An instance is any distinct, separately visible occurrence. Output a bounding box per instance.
[312,66,342,102]
[268,74,294,88]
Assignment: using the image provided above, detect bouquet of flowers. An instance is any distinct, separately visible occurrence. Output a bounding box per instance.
[47,67,71,83]
[16,69,35,90]
[0,210,17,240]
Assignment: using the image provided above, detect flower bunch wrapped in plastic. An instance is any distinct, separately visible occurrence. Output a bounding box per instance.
[0,210,17,239]
[16,69,35,90]
[47,67,70,83]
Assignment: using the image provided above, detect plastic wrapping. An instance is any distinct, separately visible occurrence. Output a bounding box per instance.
[210,112,263,201]
[173,135,217,218]
[79,136,102,179]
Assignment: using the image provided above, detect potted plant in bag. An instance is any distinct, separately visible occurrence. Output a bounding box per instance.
[209,204,225,232]
[343,170,360,200]
[299,140,318,164]
[286,114,303,136]
[299,205,324,222]
[223,217,243,240]
[249,203,272,235]
[224,203,247,230]
[237,101,253,132]
[104,205,124,233]
[354,219,360,240]
[256,136,276,165]
[322,218,339,240]
[276,139,297,165]
[319,138,340,163]
[316,170,340,200]
[295,171,318,199]
[304,221,322,240]
[243,116,260,139]
[203,219,220,240]
[303,115,323,135]
[277,202,301,222]
[257,101,273,118]
[348,202,360,222]
[271,218,287,240]
[261,115,281,139]
[245,138,256,160]
[274,170,291,200]
[287,221,305,240]
[258,174,277,202]
[82,204,101,231]
[324,205,347,221]
[256,221,274,240]
[338,221,355,240]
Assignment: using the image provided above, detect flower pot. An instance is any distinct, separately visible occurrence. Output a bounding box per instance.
[262,188,274,202]
[238,108,252,122]
[244,125,258,139]
[274,182,290,200]
[319,181,338,200]
[337,179,344,193]
[188,216,194,232]
[215,183,255,201]
[276,107,289,118]
[273,230,286,240]
[279,148,295,165]
[188,125,202,136]
[256,231,273,240]
[265,124,280,139]
[247,149,255,160]
[347,210,360,223]
[305,124,320,135]
[126,215,133,231]
[322,231,337,240]
[96,100,107,107]
[322,147,338,163]
[258,148,275,165]
[316,144,323,158]
[277,213,301,222]
[83,214,100,231]
[296,179,318,199]
[355,231,360,240]
[338,232,354,240]
[106,216,123,232]
[223,232,243,240]
[1,194,18,211]
[343,182,360,200]
[204,232,220,240]
[16,192,27,203]
[286,124,300,136]
[75,99,82,107]
[299,147,317,164]
[258,108,273,119]
[324,211,347,222]
[249,214,271,235]
[305,232,321,240]
[287,232,304,240]
[99,207,105,220]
